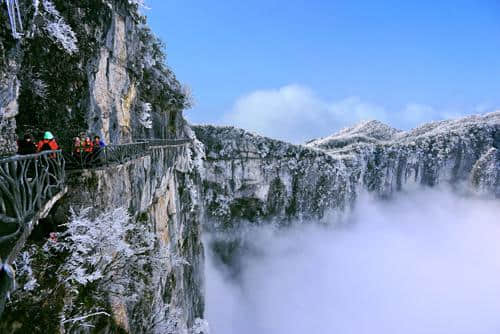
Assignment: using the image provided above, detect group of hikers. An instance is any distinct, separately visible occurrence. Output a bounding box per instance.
[71,134,106,161]
[17,131,59,155]
[17,131,106,165]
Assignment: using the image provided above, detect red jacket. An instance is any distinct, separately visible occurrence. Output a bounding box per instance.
[37,139,59,152]
[82,140,94,153]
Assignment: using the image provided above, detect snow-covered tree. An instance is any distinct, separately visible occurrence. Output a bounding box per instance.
[11,206,165,330]
[40,0,78,54]
[139,102,153,128]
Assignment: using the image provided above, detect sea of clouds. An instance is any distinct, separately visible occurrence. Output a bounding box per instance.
[205,189,500,334]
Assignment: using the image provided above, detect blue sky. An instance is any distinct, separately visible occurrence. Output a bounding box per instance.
[145,0,500,142]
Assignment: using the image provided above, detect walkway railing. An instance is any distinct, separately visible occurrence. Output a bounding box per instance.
[0,151,65,258]
[63,138,193,170]
[137,138,193,147]
[63,142,150,170]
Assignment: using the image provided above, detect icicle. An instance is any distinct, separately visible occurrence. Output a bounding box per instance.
[3,0,23,39]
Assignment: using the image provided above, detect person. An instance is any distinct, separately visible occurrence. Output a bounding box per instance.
[71,137,82,164]
[17,134,37,155]
[37,131,59,152]
[82,136,94,154]
[81,136,94,165]
[93,136,105,149]
[73,137,84,154]
[36,132,59,194]
[91,135,106,166]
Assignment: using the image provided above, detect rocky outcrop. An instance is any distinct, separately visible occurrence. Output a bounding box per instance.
[471,147,500,196]
[194,112,500,228]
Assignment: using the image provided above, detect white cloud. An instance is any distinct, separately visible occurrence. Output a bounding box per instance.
[223,85,477,143]
[224,85,328,143]
[206,189,500,334]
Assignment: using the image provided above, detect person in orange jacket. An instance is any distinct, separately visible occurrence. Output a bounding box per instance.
[37,131,59,152]
[82,136,94,153]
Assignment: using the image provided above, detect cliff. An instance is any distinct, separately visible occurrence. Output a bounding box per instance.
[194,112,500,228]
[1,1,207,333]
[0,0,189,151]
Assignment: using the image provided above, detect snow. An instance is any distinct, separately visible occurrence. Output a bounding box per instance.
[308,119,401,149]
[41,0,78,54]
[139,102,153,128]
[191,318,210,334]
[15,251,38,292]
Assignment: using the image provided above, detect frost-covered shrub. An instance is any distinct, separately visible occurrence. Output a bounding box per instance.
[128,0,146,8]
[7,206,161,331]
[29,77,48,99]
[139,102,153,128]
[15,249,39,292]
[40,0,78,54]
[49,207,137,287]
[182,84,195,109]
[191,318,210,334]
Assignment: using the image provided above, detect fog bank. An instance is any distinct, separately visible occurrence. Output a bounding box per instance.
[206,190,500,334]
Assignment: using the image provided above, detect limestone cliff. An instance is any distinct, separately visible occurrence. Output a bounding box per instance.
[0,1,206,333]
[0,0,189,149]
[194,112,500,228]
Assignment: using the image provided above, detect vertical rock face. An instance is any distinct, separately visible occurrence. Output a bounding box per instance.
[87,12,140,144]
[0,4,20,155]
[88,12,131,144]
[0,70,19,155]
[471,147,500,196]
[194,112,500,228]
[194,125,355,227]
[6,0,188,146]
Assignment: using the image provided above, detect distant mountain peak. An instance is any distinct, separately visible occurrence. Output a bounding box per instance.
[306,120,401,150]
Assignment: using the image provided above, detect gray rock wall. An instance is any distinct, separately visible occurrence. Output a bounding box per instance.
[0,70,19,155]
[0,5,19,156]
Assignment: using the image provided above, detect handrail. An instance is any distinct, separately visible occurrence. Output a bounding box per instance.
[0,150,65,259]
[64,138,192,170]
[136,138,193,146]
[63,142,150,170]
